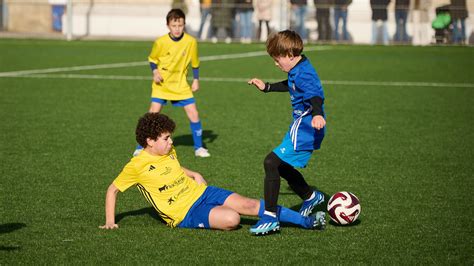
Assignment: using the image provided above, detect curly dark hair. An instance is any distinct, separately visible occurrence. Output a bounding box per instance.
[135,113,176,148]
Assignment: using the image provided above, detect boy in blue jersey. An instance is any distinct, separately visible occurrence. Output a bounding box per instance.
[248,30,326,235]
[100,112,325,232]
[134,8,210,158]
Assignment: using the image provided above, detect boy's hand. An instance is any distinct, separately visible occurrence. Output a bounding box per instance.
[247,78,266,91]
[153,69,163,83]
[311,115,326,130]
[99,223,119,230]
[191,172,207,185]
[191,79,199,92]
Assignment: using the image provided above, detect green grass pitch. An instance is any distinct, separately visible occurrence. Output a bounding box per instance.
[1,39,473,264]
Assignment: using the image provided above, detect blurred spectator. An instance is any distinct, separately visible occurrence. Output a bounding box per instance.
[290,0,308,41]
[370,0,390,45]
[236,0,254,43]
[256,0,273,40]
[198,0,213,40]
[314,0,332,41]
[411,0,432,45]
[450,0,468,44]
[172,0,188,14]
[210,0,235,43]
[52,5,66,32]
[334,0,352,41]
[394,0,410,42]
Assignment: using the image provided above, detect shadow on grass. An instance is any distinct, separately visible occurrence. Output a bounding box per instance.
[115,207,164,224]
[329,219,362,227]
[0,223,26,252]
[0,223,26,235]
[172,130,218,147]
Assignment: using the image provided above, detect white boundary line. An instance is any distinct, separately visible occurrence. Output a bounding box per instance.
[5,73,474,88]
[1,46,472,88]
[0,46,329,77]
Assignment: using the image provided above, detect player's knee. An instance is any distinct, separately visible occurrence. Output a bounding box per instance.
[222,212,240,230]
[263,152,280,171]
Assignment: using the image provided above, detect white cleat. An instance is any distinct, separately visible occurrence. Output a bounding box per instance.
[195,147,211,158]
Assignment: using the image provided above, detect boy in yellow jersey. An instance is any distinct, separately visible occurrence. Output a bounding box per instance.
[100,113,326,232]
[134,8,210,158]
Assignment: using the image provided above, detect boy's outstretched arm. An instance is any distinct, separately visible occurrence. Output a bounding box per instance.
[247,78,266,91]
[99,183,120,229]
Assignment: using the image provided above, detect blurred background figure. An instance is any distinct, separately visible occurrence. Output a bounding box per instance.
[210,0,235,43]
[314,0,332,42]
[290,0,308,41]
[198,0,213,40]
[450,0,468,44]
[334,0,352,42]
[411,0,432,45]
[236,0,254,43]
[172,0,188,14]
[370,0,391,45]
[432,3,452,44]
[256,0,273,41]
[394,0,410,43]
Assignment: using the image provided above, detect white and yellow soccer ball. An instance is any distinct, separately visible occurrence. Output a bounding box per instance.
[327,191,361,225]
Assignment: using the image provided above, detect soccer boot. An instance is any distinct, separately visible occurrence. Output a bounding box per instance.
[250,214,280,236]
[307,211,326,230]
[299,191,324,217]
[195,147,211,158]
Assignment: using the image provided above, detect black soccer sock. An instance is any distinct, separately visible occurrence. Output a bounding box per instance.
[279,161,313,201]
[263,152,282,213]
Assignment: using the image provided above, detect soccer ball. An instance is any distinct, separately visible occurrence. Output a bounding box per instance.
[327,191,361,225]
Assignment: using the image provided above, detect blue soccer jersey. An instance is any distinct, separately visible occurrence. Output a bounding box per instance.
[286,56,325,151]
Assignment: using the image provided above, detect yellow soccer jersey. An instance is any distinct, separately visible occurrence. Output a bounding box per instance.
[113,147,206,228]
[148,33,199,100]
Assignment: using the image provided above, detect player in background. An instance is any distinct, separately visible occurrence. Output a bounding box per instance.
[100,113,326,232]
[134,9,210,158]
[247,30,326,235]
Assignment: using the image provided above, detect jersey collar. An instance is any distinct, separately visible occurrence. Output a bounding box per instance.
[168,33,185,42]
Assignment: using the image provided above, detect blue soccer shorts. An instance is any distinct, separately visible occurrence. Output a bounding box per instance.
[178,186,233,229]
[273,132,313,168]
[151,97,195,107]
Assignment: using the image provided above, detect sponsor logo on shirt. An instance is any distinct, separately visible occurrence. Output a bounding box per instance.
[160,166,172,176]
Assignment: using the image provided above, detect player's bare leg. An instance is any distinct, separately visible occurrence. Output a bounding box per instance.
[222,193,260,216]
[149,102,163,113]
[208,206,240,230]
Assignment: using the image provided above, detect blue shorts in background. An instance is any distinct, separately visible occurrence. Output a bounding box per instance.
[273,132,313,168]
[151,97,195,107]
[178,186,233,229]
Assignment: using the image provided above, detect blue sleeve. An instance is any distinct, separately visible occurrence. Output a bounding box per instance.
[192,68,199,80]
[150,62,157,71]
